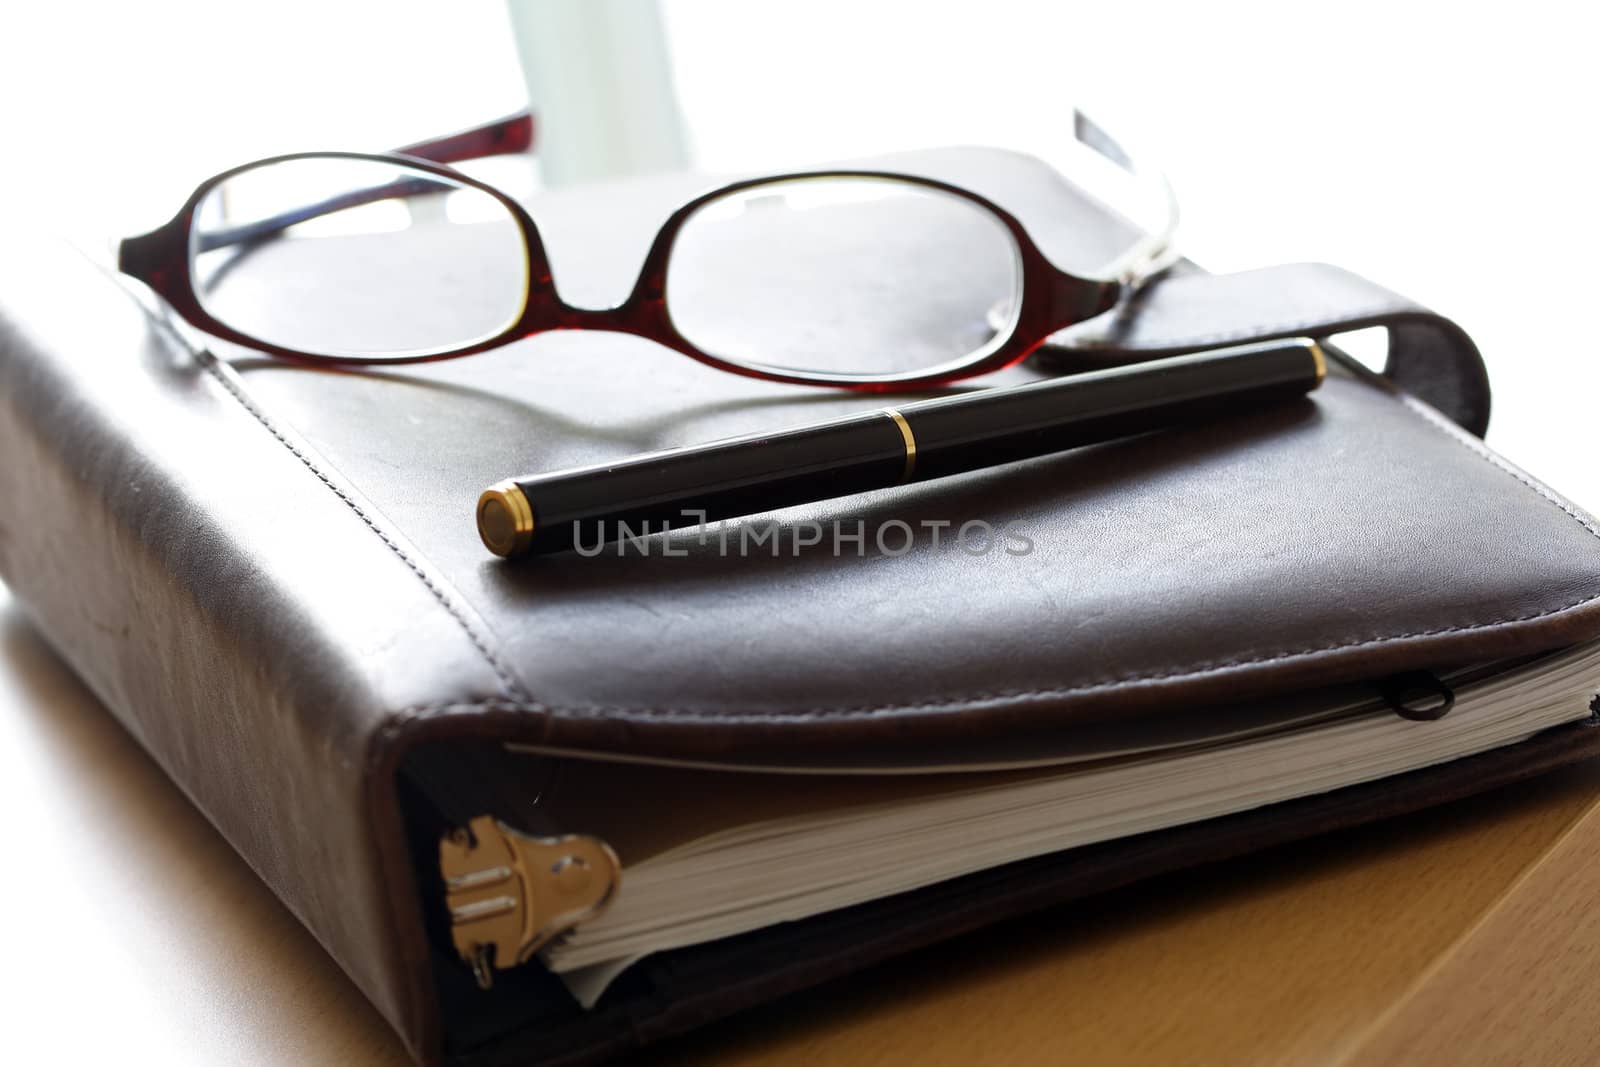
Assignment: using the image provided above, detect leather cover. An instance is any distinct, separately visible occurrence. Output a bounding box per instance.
[3,150,1600,1064]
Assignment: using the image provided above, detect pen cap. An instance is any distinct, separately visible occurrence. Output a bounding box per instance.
[904,338,1325,479]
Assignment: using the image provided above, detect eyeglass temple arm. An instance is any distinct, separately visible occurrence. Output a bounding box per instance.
[1072,110,1181,288]
[125,111,537,269]
[190,174,460,253]
[392,110,535,165]
[205,111,536,253]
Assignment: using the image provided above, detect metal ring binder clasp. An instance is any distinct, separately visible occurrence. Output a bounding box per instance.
[440,815,621,990]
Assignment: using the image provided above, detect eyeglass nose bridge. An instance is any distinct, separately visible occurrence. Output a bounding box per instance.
[516,279,679,347]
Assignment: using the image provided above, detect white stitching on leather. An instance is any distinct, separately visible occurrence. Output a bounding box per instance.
[198,327,1599,725]
[380,392,1600,725]
[198,354,528,699]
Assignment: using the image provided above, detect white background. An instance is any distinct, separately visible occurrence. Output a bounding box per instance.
[0,0,1594,499]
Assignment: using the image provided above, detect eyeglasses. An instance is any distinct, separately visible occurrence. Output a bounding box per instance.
[117,111,1178,391]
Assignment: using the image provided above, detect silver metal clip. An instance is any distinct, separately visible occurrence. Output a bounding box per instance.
[440,815,621,990]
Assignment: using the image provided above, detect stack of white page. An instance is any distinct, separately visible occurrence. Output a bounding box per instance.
[519,641,1600,1006]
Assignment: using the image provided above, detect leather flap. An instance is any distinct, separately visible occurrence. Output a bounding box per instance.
[204,148,1600,767]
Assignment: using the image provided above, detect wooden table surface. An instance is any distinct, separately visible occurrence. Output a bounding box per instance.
[7,582,1600,1066]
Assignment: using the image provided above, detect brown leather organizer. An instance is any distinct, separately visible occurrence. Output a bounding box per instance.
[3,149,1599,1064]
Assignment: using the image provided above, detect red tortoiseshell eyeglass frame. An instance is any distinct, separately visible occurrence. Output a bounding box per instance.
[117,111,1177,392]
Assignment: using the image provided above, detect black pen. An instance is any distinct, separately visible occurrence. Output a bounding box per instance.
[476,338,1326,558]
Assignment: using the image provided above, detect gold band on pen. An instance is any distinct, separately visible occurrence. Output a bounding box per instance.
[1306,340,1327,384]
[882,408,917,483]
[477,481,536,558]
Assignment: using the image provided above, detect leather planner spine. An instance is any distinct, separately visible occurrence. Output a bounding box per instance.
[0,240,506,1063]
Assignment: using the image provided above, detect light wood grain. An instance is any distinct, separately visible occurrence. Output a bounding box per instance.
[0,599,407,1066]
[1341,790,1600,1066]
